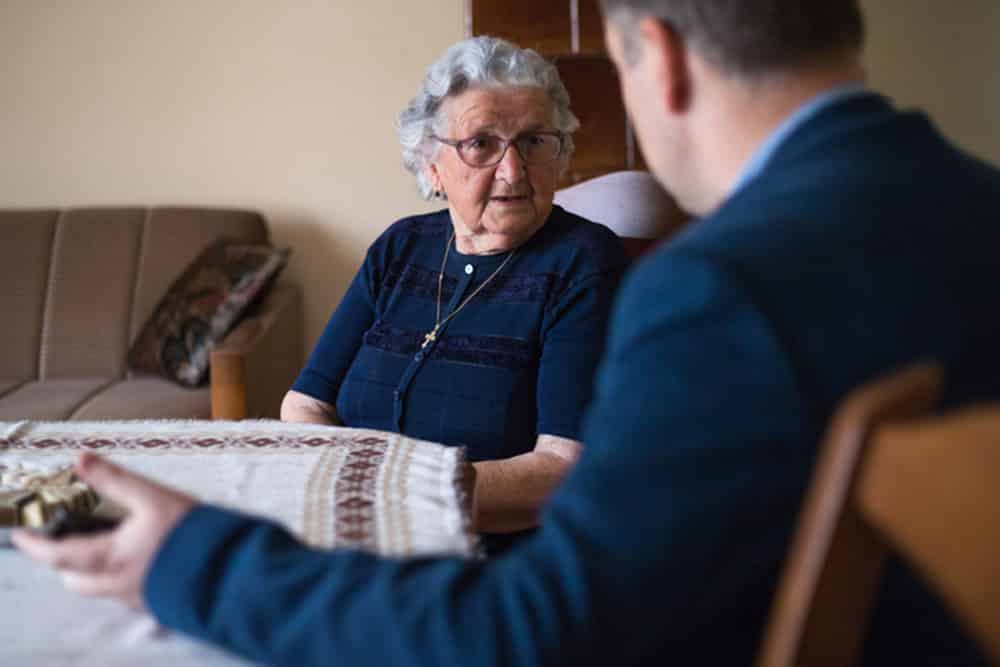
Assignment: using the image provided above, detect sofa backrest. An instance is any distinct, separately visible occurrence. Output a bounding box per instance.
[0,207,268,381]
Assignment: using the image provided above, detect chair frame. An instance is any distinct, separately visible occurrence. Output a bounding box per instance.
[757,363,944,666]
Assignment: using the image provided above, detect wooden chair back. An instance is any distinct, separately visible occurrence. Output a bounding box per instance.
[758,363,1000,666]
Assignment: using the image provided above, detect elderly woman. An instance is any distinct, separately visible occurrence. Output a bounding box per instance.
[281,36,626,551]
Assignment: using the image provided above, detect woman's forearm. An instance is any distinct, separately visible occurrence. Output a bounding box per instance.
[471,435,581,533]
[279,390,341,426]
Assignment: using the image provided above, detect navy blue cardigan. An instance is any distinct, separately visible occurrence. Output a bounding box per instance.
[292,206,626,462]
[145,95,997,665]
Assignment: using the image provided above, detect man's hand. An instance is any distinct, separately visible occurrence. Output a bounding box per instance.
[11,451,196,610]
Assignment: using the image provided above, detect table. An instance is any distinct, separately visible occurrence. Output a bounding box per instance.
[0,419,476,666]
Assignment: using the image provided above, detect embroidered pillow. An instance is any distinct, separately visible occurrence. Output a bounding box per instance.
[128,238,290,387]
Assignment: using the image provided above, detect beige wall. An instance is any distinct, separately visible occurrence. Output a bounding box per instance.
[0,0,464,350]
[862,0,1000,166]
[1,1,998,352]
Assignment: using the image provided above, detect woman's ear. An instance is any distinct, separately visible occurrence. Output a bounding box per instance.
[425,163,443,196]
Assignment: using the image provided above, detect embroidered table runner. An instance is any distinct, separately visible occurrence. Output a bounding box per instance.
[0,419,477,667]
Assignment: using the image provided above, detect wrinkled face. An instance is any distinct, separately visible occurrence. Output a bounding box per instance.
[426,86,566,253]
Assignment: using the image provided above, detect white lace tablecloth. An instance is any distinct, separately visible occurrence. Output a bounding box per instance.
[0,419,477,667]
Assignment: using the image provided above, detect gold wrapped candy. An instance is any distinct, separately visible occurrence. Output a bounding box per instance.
[0,467,100,529]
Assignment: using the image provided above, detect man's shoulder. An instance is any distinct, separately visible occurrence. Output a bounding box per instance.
[615,245,728,314]
[669,97,1000,273]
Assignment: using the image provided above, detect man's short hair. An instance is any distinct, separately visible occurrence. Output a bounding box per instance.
[601,0,865,76]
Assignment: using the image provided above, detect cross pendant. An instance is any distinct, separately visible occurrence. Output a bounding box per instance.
[421,327,438,349]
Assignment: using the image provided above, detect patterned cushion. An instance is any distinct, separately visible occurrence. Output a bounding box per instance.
[128,238,289,387]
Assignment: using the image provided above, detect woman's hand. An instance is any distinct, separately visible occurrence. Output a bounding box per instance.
[472,434,582,533]
[12,452,196,610]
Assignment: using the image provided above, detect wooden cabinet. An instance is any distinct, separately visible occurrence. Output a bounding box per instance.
[468,0,572,54]
[577,0,606,54]
[555,55,628,183]
[466,0,642,185]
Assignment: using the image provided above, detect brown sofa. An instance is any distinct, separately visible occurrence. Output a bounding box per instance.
[0,207,303,421]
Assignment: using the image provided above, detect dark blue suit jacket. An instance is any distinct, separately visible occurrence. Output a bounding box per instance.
[145,94,1000,665]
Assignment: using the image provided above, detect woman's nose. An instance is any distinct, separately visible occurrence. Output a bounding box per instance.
[495,142,527,181]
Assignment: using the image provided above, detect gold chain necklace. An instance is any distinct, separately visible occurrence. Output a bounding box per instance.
[421,231,517,349]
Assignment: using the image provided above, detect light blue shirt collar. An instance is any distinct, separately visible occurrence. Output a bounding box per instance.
[728,83,869,197]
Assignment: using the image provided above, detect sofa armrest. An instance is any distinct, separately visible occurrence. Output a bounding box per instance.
[210,282,304,420]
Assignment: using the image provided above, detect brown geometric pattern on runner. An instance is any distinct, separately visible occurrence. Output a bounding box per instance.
[0,434,347,451]
[333,436,389,549]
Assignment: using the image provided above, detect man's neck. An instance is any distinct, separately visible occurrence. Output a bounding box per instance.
[691,57,866,215]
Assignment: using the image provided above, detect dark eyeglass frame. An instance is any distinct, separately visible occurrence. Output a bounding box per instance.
[431,130,566,168]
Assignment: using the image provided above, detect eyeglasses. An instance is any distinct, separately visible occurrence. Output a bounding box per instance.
[432,131,565,168]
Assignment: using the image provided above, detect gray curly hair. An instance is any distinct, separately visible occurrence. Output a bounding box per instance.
[397,36,580,199]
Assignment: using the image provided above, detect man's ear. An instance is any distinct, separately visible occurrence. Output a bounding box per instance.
[638,16,692,114]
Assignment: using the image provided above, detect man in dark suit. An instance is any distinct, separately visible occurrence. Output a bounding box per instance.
[15,1,999,665]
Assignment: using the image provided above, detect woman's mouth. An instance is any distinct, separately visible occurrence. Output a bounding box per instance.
[490,195,530,205]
